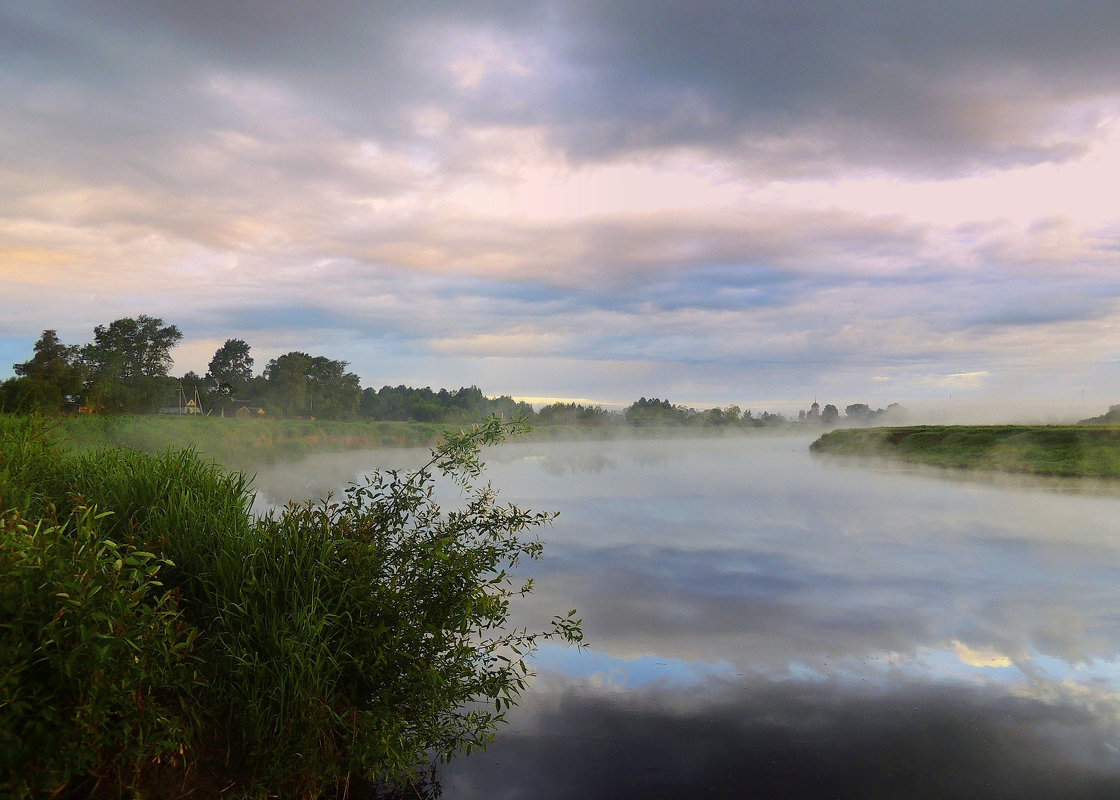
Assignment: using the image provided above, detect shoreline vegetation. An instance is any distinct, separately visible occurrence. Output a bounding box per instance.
[0,415,582,799]
[50,414,453,468]
[40,413,804,470]
[811,425,1120,480]
[34,415,1120,481]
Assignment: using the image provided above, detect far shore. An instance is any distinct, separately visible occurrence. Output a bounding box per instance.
[40,413,807,469]
[810,425,1120,480]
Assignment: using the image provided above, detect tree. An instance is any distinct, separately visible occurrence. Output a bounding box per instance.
[537,402,610,426]
[179,371,208,409]
[81,316,182,413]
[262,351,313,415]
[845,403,872,421]
[14,330,82,395]
[306,355,361,418]
[358,385,536,424]
[206,339,254,398]
[625,397,687,426]
[821,403,839,425]
[5,330,83,412]
[757,411,785,426]
[690,405,744,427]
[262,351,361,418]
[0,376,66,414]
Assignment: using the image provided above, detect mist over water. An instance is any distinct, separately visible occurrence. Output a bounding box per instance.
[250,435,1120,798]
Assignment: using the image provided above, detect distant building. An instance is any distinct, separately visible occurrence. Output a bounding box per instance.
[160,386,203,415]
[159,397,202,415]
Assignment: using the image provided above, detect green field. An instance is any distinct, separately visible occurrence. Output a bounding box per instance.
[810,425,1120,479]
[30,414,774,470]
[43,414,453,467]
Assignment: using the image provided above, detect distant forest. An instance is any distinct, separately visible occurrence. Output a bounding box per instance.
[0,315,888,427]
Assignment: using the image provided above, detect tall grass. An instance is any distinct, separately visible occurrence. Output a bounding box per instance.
[0,414,581,798]
[52,415,449,469]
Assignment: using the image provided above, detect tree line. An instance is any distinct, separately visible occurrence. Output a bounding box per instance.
[0,317,534,422]
[2,315,864,427]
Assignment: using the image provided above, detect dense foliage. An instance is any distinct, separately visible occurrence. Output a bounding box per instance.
[0,415,581,798]
[81,316,183,414]
[359,385,534,424]
[622,397,786,428]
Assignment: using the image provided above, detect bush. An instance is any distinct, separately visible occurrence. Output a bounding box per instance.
[0,505,200,798]
[0,415,581,798]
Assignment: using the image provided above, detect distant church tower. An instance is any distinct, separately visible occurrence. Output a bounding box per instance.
[807,400,820,422]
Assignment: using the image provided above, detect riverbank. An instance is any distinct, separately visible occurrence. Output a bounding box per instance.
[47,414,450,467]
[810,425,1120,479]
[36,414,794,469]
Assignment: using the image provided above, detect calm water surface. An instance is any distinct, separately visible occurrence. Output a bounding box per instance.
[251,434,1120,798]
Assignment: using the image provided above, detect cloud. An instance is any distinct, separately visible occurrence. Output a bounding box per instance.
[3,1,1120,406]
[527,0,1120,175]
[952,640,1016,669]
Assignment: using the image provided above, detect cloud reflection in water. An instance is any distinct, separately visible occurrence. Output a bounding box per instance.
[249,434,1120,795]
[444,679,1120,799]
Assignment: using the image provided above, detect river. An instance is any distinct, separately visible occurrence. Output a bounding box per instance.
[250,433,1120,798]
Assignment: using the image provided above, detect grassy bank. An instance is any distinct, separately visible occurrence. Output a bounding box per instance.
[40,414,791,469]
[48,414,450,467]
[0,415,581,798]
[810,425,1120,479]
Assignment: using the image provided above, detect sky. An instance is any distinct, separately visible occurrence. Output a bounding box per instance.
[2,1,1119,418]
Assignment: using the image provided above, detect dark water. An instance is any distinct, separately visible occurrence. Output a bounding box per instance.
[251,435,1120,799]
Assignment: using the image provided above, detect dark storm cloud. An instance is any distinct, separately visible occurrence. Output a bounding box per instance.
[1,1,535,156]
[534,0,1120,175]
[443,681,1120,800]
[6,0,1117,178]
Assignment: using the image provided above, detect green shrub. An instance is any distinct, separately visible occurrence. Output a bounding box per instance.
[189,417,582,796]
[0,505,200,798]
[0,414,582,798]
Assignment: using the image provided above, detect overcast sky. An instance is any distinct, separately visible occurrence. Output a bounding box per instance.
[2,1,1119,416]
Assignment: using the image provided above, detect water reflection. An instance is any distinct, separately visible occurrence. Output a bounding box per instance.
[248,447,433,511]
[249,435,1120,796]
[444,681,1120,799]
